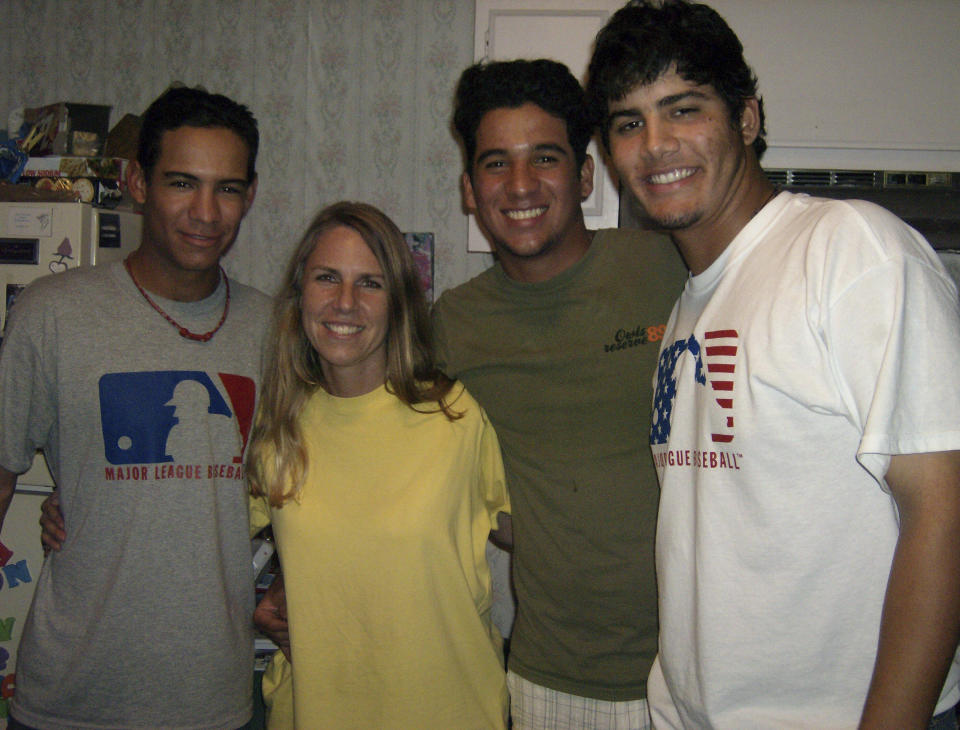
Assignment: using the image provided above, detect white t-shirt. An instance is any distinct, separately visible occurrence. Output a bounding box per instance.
[648,192,960,729]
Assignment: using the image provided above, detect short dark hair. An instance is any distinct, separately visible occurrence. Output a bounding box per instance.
[137,86,259,181]
[586,0,766,158]
[453,59,594,174]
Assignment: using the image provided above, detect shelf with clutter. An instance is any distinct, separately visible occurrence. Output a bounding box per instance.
[1,101,140,208]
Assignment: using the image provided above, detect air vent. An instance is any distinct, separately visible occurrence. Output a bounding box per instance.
[883,171,953,188]
[834,171,881,187]
[792,170,834,187]
[765,170,789,186]
[765,169,954,190]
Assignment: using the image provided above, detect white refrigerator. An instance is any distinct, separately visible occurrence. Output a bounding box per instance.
[0,201,141,725]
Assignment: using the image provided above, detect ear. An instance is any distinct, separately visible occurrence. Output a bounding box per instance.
[243,175,258,216]
[739,97,761,147]
[579,154,595,202]
[127,160,148,205]
[462,171,477,212]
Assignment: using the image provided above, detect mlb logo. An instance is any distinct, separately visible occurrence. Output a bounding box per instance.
[98,371,255,465]
[651,330,738,446]
[703,330,737,443]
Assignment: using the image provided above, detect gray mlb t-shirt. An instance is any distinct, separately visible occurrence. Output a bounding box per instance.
[0,261,271,730]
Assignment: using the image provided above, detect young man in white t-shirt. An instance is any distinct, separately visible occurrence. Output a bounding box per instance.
[586,2,960,728]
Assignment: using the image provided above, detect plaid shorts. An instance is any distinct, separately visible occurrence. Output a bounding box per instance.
[508,670,651,730]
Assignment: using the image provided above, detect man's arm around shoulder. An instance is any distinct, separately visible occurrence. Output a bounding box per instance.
[861,450,960,729]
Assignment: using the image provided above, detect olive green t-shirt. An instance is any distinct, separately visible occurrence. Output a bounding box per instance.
[432,228,687,700]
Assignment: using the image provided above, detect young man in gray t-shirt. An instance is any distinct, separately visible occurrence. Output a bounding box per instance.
[0,86,270,730]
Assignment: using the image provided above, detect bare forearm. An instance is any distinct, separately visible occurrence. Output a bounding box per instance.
[860,452,960,729]
[490,511,513,550]
[254,574,290,660]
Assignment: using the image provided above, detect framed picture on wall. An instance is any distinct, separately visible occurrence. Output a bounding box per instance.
[403,232,434,304]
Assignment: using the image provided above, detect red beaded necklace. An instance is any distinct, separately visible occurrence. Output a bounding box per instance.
[124,257,230,342]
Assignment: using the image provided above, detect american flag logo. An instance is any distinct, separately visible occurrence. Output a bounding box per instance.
[651,335,704,445]
[703,330,738,443]
[650,330,739,445]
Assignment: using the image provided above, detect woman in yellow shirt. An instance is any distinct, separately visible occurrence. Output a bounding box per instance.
[247,201,510,729]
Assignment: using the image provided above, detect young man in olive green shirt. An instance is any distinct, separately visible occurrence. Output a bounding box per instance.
[433,59,687,729]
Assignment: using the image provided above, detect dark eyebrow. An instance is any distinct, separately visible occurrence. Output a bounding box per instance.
[532,143,569,157]
[475,142,569,166]
[657,90,712,108]
[607,109,638,126]
[607,89,713,125]
[161,171,250,188]
[475,148,508,167]
[162,171,200,182]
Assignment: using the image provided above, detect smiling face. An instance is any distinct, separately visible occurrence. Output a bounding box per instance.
[128,125,256,300]
[300,225,389,397]
[463,103,594,283]
[606,68,764,273]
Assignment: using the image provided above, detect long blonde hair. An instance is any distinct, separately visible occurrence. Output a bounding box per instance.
[247,201,459,506]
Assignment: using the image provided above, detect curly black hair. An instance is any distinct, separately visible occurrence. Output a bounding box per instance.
[453,59,594,174]
[586,0,766,159]
[138,86,259,182]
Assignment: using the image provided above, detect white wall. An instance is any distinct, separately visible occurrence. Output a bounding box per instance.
[708,0,960,170]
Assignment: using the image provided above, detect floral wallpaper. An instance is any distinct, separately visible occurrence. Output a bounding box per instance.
[0,0,493,297]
